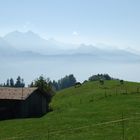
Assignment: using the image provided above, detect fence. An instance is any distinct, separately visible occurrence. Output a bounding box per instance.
[2,113,140,140]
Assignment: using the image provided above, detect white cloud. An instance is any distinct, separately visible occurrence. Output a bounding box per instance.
[72,31,79,36]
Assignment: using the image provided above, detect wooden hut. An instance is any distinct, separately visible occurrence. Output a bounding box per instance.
[0,87,48,120]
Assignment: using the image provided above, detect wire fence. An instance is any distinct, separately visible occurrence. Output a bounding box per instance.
[2,114,140,140]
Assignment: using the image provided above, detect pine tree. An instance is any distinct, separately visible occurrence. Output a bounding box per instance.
[10,78,14,87]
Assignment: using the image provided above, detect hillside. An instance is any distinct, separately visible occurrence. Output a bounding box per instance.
[0,80,140,140]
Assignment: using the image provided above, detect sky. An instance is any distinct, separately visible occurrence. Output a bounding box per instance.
[0,0,140,51]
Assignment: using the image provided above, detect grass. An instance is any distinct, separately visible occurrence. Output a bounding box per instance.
[0,80,140,140]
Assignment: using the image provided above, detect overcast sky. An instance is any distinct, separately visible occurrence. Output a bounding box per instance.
[0,0,140,50]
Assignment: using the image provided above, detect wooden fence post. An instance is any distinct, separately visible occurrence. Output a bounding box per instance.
[122,113,125,140]
[47,129,50,140]
[137,87,139,93]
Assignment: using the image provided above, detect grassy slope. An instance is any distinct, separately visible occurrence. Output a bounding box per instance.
[0,80,140,140]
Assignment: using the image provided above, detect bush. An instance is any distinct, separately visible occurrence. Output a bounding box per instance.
[89,74,112,81]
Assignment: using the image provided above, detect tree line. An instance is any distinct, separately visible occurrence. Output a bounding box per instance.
[88,74,117,81]
[0,73,119,90]
[29,74,77,91]
[0,74,77,91]
[51,74,77,91]
[0,76,25,87]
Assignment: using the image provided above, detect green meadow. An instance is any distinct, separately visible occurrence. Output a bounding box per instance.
[0,80,140,140]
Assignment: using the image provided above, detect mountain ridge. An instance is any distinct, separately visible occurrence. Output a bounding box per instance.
[0,30,140,61]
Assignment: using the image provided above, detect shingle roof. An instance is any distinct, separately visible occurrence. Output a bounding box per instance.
[0,87,38,100]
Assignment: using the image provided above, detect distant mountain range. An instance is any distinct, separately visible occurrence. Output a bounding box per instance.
[0,30,140,61]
